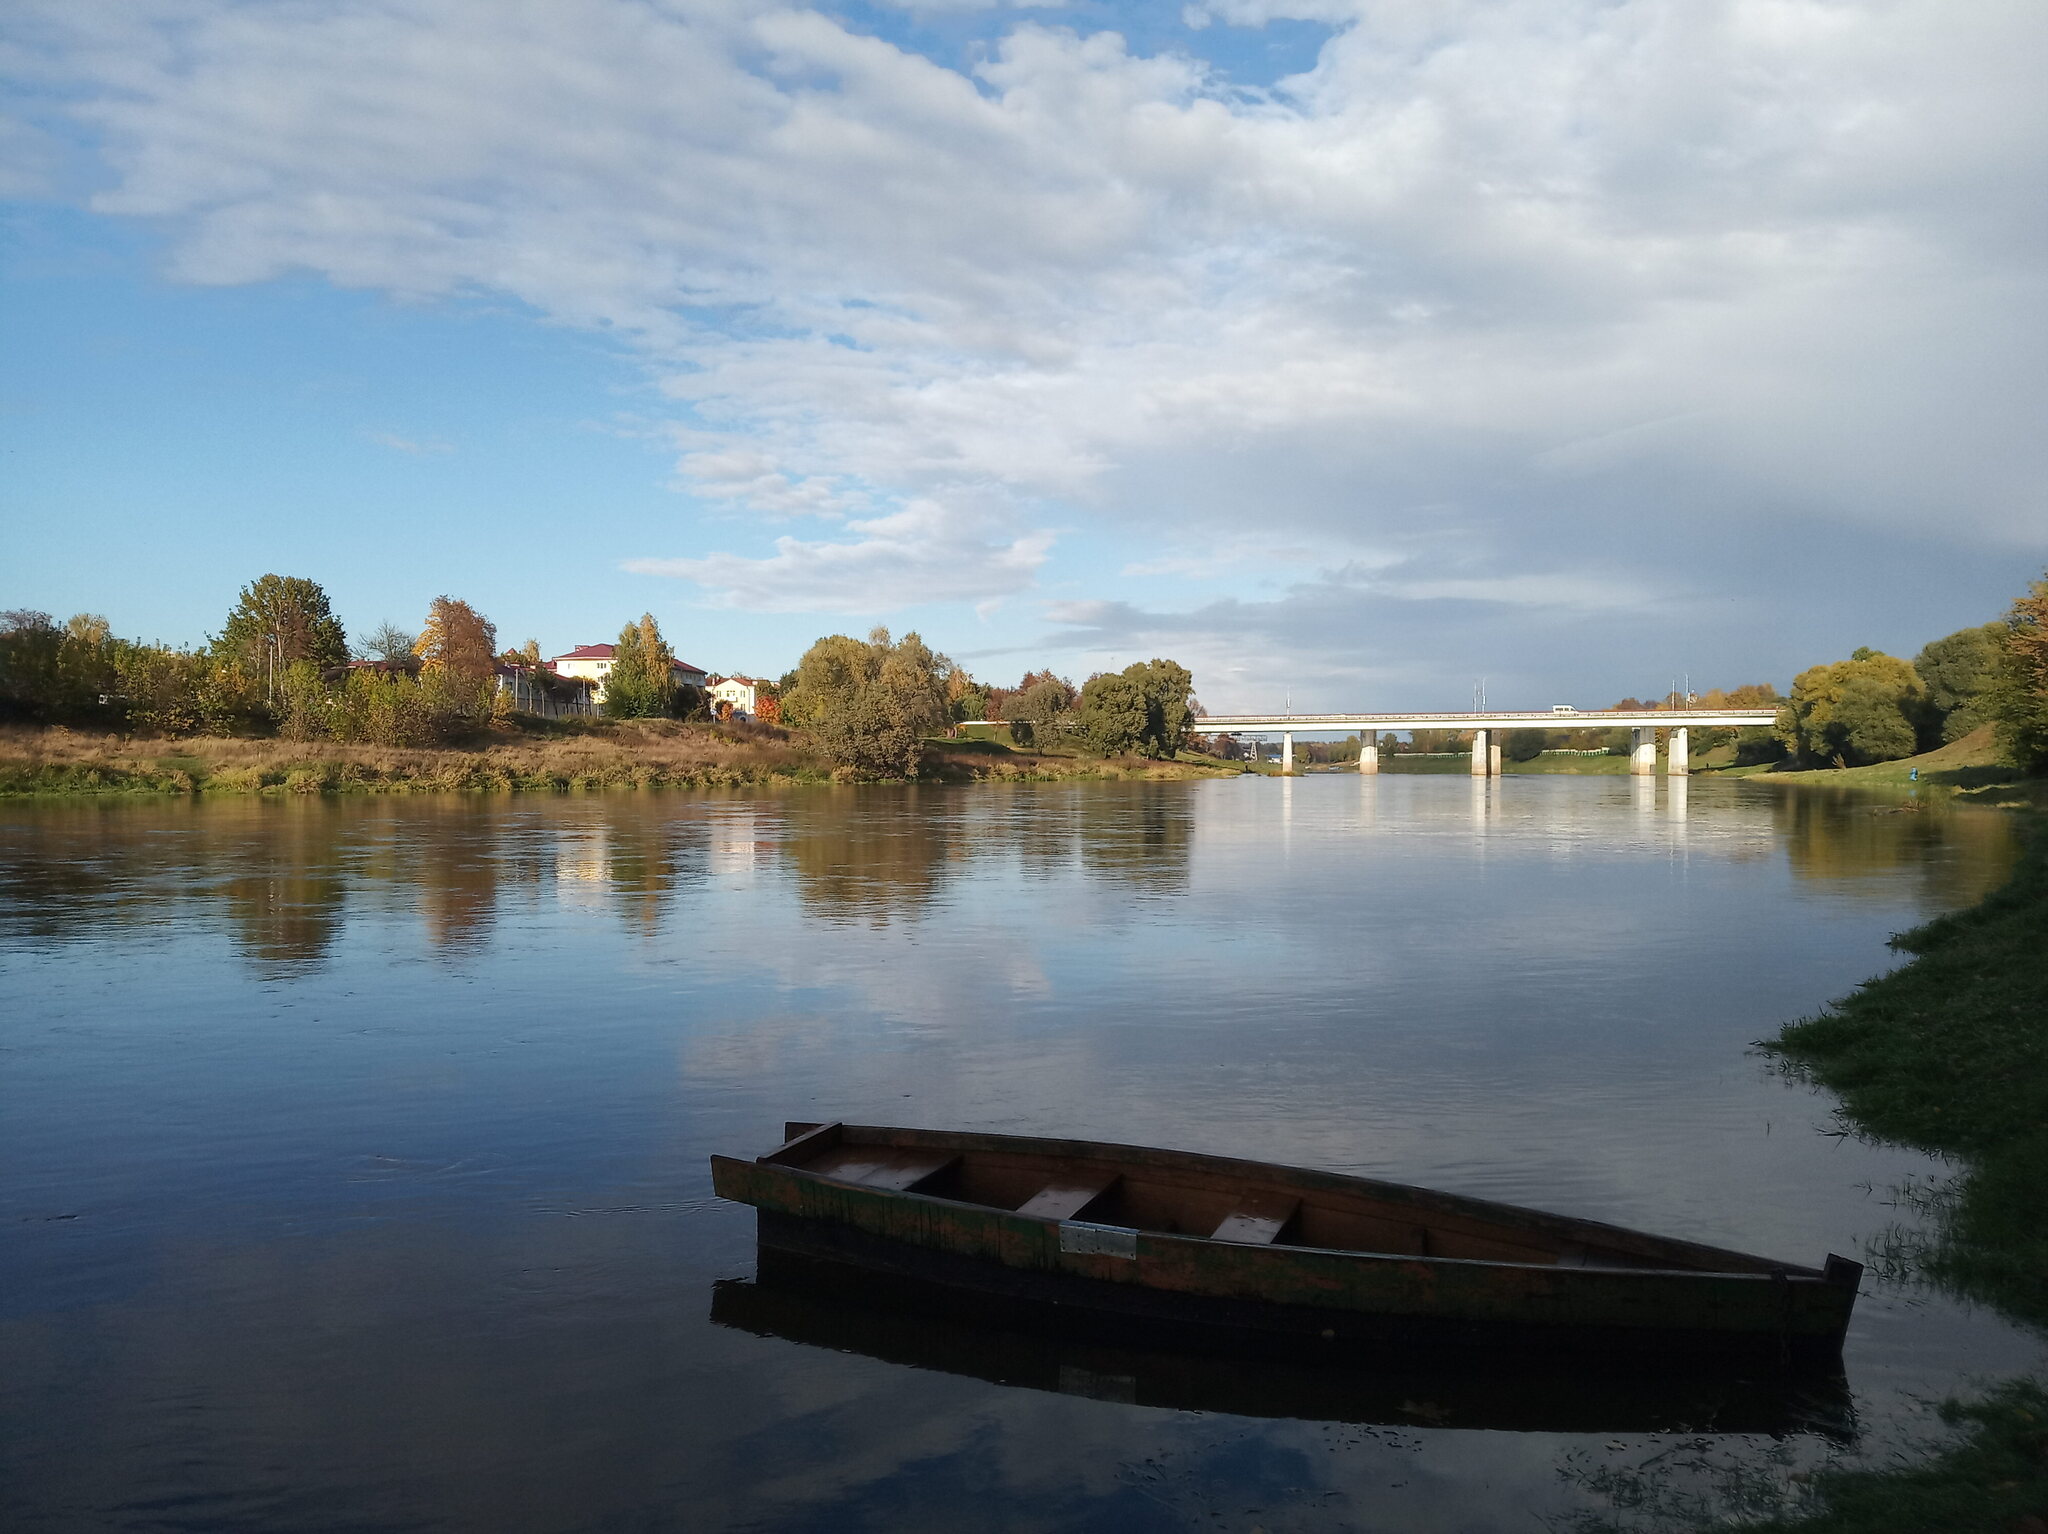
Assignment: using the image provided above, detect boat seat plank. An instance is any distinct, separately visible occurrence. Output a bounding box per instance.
[1211,1190,1300,1245]
[1015,1170,1121,1221]
[807,1146,960,1192]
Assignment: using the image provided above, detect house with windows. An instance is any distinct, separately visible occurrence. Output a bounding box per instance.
[707,675,771,720]
[550,644,708,704]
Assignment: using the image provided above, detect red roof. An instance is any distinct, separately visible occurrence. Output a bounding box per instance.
[553,643,706,677]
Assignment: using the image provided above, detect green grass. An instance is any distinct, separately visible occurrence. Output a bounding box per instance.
[1736,1381,2048,1534]
[1767,823,2048,1324]
[1752,726,2048,809]
[1727,820,2048,1532]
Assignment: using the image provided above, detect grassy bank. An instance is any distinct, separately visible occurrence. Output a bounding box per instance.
[1732,821,2048,1532]
[1741,726,2048,810]
[0,722,1241,797]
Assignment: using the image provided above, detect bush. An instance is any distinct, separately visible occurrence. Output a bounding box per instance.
[783,628,950,777]
[324,667,490,746]
[206,766,265,794]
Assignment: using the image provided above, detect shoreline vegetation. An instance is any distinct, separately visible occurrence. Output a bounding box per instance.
[6,721,2043,803]
[1725,819,2048,1534]
[0,719,1240,799]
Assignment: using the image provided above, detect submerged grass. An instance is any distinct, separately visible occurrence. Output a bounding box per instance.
[1726,820,2048,1533]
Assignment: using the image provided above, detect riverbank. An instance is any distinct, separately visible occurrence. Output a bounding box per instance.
[0,723,1240,797]
[1737,819,2048,1532]
[1736,726,2048,810]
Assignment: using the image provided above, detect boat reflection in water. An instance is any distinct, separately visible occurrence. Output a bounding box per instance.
[712,1246,1856,1441]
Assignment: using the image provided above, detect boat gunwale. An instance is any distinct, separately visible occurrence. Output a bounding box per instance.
[749,1122,1834,1284]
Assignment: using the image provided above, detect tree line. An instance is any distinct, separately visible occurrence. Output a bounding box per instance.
[0,575,1207,777]
[0,574,711,747]
[776,628,1199,776]
[28,563,2037,777]
[1774,571,2048,771]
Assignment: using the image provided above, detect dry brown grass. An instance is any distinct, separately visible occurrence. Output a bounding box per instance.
[0,719,827,795]
[0,721,1237,796]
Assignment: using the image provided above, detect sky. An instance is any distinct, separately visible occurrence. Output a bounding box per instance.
[4,0,2045,711]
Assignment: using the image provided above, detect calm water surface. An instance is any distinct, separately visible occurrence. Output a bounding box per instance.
[2,775,2039,1532]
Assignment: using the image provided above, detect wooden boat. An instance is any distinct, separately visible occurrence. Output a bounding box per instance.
[710,1122,1864,1361]
[714,1246,1858,1438]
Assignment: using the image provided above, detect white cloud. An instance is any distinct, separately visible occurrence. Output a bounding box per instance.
[624,497,1053,612]
[7,0,2046,670]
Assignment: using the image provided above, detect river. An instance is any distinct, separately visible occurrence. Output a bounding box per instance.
[1,775,2039,1532]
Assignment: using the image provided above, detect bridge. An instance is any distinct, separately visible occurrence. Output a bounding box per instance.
[1196,709,1780,776]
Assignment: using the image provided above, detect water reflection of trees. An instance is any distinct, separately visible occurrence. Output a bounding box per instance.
[780,788,956,926]
[774,784,1198,926]
[215,806,350,974]
[601,808,709,936]
[1075,785,1194,895]
[0,800,539,975]
[0,800,351,975]
[1771,790,2017,906]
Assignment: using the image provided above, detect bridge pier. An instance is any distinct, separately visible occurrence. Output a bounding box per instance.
[1281,732,1294,774]
[1630,728,1657,776]
[1471,729,1490,776]
[1359,739,1378,774]
[1669,726,1689,777]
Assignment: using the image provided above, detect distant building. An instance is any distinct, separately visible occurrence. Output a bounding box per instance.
[708,675,765,719]
[551,644,708,704]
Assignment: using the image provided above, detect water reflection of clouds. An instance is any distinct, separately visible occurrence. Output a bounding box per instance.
[5,780,2042,1531]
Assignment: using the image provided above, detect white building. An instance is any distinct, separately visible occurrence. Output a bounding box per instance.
[551,644,709,704]
[708,675,765,719]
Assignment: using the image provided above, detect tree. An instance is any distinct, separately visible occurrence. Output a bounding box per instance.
[601,613,680,719]
[1775,648,1927,766]
[359,622,419,666]
[1076,659,1197,758]
[0,610,127,722]
[64,613,110,647]
[943,666,984,729]
[0,610,63,720]
[1914,622,2006,744]
[1001,678,1073,746]
[1502,727,1548,762]
[1987,572,2048,773]
[782,627,950,776]
[413,596,497,681]
[216,575,348,681]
